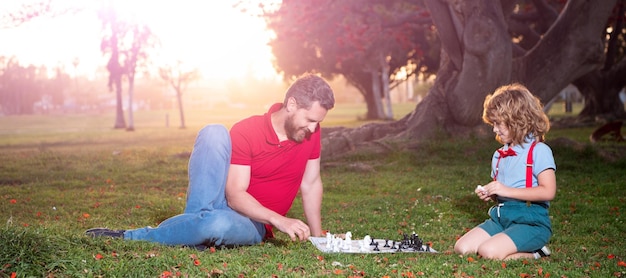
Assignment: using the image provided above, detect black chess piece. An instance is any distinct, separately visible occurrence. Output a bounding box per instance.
[391,241,397,249]
[384,239,390,248]
[370,237,376,246]
[373,242,380,251]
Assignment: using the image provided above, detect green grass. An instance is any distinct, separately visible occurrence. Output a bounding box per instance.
[1,103,625,277]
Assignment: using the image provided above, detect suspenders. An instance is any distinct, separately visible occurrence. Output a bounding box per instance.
[525,141,538,205]
[526,141,538,188]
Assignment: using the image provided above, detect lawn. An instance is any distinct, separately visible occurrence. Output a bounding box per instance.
[1,102,625,277]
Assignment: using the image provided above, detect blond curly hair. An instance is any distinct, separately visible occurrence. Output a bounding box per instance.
[482,83,551,145]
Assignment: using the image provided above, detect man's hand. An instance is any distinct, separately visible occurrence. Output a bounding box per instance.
[273,216,311,241]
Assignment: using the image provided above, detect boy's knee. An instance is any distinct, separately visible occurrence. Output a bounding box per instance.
[477,245,507,260]
[453,241,467,255]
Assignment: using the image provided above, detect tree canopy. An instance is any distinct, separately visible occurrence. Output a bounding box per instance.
[264,0,439,120]
[259,0,625,159]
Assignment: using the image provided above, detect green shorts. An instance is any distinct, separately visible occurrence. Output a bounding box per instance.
[478,201,552,252]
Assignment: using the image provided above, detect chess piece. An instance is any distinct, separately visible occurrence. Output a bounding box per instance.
[345,231,352,247]
[373,242,380,251]
[359,240,368,252]
[363,235,371,246]
[326,232,333,249]
[332,238,340,252]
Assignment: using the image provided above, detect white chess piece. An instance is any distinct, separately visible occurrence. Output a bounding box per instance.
[332,238,340,252]
[344,231,352,249]
[341,238,350,250]
[359,239,368,252]
[326,232,333,249]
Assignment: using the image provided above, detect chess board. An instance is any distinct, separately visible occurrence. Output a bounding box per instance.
[309,233,437,254]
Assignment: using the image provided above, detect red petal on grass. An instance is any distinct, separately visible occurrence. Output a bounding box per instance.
[83,213,90,218]
[11,272,16,278]
[316,255,324,261]
[209,247,216,253]
[333,269,343,275]
[519,273,530,278]
[618,261,626,267]
[94,254,104,260]
[608,254,615,259]
[501,262,507,269]
[193,259,201,266]
[467,257,475,262]
[160,270,172,278]
[277,263,283,270]
[9,199,17,204]
[135,205,141,209]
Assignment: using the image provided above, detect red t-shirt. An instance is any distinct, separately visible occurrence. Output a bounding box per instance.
[229,103,321,238]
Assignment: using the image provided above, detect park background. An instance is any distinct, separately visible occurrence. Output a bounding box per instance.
[1,0,625,277]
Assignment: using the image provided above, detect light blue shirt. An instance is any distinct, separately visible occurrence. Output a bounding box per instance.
[490,137,556,205]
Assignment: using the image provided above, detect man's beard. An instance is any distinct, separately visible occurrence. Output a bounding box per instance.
[285,115,312,143]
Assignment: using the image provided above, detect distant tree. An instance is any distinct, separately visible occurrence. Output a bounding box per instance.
[0,0,82,28]
[0,1,79,115]
[98,4,157,131]
[99,7,126,129]
[159,61,200,129]
[0,58,43,114]
[262,0,438,120]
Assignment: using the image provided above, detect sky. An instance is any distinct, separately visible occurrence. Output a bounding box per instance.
[0,0,279,81]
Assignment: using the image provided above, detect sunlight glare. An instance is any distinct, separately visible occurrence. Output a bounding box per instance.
[0,0,278,81]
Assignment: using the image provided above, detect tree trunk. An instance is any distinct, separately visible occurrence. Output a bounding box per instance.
[512,0,616,103]
[177,89,186,129]
[380,53,393,120]
[113,78,126,129]
[126,77,135,131]
[574,60,626,121]
[402,0,512,140]
[343,69,388,120]
[370,71,386,120]
[322,0,618,160]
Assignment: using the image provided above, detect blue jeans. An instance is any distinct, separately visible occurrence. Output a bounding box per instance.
[124,125,266,247]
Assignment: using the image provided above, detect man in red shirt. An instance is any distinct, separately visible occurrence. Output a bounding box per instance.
[86,74,335,248]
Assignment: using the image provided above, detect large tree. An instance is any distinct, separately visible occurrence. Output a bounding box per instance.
[572,1,626,122]
[264,0,438,120]
[310,0,619,159]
